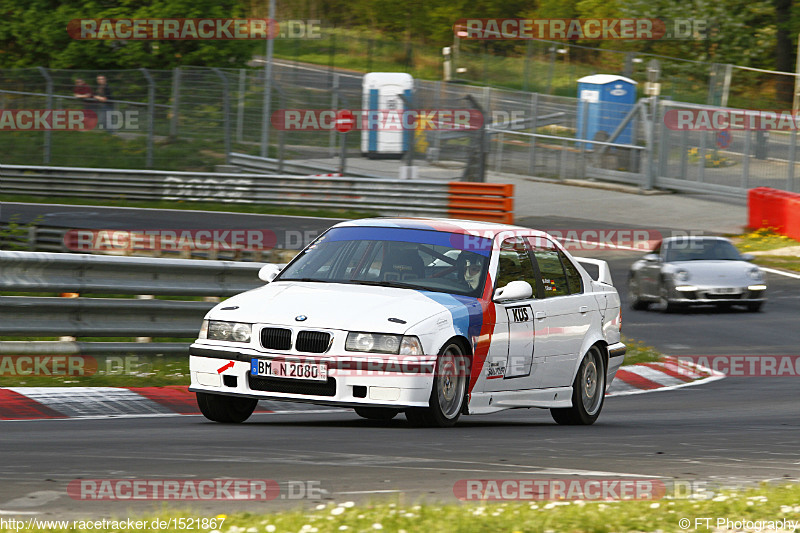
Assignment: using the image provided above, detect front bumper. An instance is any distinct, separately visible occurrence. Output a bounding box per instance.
[667,284,766,304]
[188,345,436,409]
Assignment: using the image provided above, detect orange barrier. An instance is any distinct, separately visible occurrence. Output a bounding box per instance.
[786,197,800,241]
[748,187,800,239]
[448,182,514,224]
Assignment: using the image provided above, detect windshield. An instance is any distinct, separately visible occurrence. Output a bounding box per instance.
[276,226,492,297]
[664,238,742,262]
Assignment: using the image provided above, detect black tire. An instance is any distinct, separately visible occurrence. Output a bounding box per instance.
[747,301,764,312]
[196,392,258,423]
[659,283,679,313]
[628,275,649,310]
[551,346,606,426]
[354,407,400,420]
[406,341,469,428]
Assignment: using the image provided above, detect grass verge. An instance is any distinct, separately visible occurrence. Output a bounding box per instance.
[3,483,799,532]
[620,336,662,366]
[729,228,800,273]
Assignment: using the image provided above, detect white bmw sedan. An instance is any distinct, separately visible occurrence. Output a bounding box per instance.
[189,218,625,427]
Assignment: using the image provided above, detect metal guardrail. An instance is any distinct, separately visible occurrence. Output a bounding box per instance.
[0,251,266,355]
[228,152,388,179]
[0,164,453,216]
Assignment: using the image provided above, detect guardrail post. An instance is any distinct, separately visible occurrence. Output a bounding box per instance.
[698,128,706,183]
[528,93,538,175]
[742,130,751,189]
[170,67,180,140]
[36,67,53,164]
[329,73,339,157]
[139,68,155,168]
[645,96,657,190]
[211,68,231,164]
[236,68,246,143]
[578,100,588,178]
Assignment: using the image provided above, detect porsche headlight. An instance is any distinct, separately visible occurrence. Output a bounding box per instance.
[205,320,252,343]
[345,332,421,355]
[747,266,763,281]
[674,269,690,282]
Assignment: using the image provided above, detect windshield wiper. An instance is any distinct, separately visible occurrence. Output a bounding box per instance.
[348,280,418,289]
[278,277,335,283]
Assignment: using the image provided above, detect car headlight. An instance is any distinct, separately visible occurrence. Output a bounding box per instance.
[345,332,422,355]
[674,269,690,282]
[747,266,763,281]
[203,320,252,343]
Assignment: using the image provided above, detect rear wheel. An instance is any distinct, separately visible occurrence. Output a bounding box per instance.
[196,392,257,423]
[551,346,606,426]
[406,342,469,428]
[354,407,400,420]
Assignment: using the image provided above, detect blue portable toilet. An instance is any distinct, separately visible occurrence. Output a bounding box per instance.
[361,73,414,159]
[576,75,637,149]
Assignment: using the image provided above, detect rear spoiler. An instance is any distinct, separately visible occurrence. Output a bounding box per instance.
[574,257,614,286]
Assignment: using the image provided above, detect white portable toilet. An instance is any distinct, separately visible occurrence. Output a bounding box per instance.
[361,72,414,159]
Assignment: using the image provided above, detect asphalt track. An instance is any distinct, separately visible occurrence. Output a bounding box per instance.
[1,206,799,518]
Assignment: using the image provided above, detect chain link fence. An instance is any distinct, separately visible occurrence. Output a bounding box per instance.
[1,57,799,196]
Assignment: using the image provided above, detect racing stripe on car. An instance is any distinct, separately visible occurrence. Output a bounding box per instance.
[0,388,66,420]
[416,276,496,395]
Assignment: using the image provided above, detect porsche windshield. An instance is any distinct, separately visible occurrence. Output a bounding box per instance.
[664,238,743,262]
[276,226,492,297]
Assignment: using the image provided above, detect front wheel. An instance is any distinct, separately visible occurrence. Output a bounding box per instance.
[354,407,400,420]
[551,346,606,426]
[406,342,469,428]
[196,392,258,423]
[628,275,649,310]
[747,301,764,312]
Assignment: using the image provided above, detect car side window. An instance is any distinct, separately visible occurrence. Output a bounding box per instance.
[528,236,570,297]
[495,237,538,295]
[560,251,583,294]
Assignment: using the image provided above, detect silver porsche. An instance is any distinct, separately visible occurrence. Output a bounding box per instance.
[628,236,767,312]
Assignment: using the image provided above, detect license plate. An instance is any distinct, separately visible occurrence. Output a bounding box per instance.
[250,358,328,381]
[709,287,739,295]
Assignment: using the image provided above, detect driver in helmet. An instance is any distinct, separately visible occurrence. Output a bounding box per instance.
[463,256,484,290]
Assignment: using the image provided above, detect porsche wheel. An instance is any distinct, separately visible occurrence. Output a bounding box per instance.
[628,275,649,310]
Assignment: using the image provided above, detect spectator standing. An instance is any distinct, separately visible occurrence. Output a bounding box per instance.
[94,75,114,131]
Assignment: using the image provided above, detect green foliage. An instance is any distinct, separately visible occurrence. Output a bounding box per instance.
[0,214,43,250]
[0,0,254,69]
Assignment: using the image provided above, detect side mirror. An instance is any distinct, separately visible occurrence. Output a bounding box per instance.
[258,264,281,283]
[493,280,533,302]
[741,253,755,262]
[643,253,660,262]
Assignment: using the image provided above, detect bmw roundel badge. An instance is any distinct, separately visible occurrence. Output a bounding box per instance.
[295,315,307,321]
